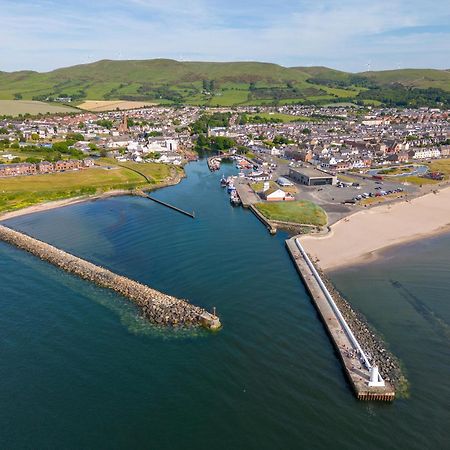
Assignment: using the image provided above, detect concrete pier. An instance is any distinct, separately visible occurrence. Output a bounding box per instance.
[286,237,395,401]
[134,190,195,218]
[249,205,277,235]
[234,181,260,208]
[0,225,220,330]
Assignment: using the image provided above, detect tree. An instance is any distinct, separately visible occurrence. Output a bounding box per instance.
[14,93,22,100]
[66,132,84,142]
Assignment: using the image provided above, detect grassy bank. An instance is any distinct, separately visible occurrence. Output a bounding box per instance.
[0,162,181,213]
[255,200,327,226]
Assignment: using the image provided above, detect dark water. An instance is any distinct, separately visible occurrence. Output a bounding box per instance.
[0,160,449,449]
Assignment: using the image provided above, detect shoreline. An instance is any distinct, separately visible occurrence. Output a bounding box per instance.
[300,185,450,271]
[0,168,185,223]
[0,190,131,222]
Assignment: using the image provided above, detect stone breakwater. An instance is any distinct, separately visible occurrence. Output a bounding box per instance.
[0,225,221,330]
[317,267,406,392]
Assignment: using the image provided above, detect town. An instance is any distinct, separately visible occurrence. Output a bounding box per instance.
[1,104,449,224]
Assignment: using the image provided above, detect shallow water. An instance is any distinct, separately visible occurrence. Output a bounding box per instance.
[0,160,449,449]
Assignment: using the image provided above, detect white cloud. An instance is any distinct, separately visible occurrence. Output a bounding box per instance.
[0,0,448,71]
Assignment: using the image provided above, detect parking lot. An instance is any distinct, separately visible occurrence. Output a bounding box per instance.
[256,156,421,225]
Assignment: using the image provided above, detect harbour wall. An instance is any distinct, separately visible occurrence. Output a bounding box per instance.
[0,225,220,330]
[286,236,396,401]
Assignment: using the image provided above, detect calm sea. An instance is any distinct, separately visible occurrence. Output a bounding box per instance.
[0,160,448,449]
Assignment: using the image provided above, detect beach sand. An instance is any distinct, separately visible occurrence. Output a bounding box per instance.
[301,186,450,270]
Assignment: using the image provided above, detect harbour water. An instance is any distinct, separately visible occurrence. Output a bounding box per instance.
[0,160,449,449]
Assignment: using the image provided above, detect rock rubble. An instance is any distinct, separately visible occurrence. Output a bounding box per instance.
[0,225,220,329]
[318,267,405,389]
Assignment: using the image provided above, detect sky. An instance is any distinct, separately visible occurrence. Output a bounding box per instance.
[1,0,449,72]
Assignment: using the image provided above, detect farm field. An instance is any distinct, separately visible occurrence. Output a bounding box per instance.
[255,200,327,226]
[0,100,78,116]
[0,60,449,106]
[77,100,157,111]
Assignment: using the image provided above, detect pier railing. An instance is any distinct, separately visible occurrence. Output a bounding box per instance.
[295,238,373,371]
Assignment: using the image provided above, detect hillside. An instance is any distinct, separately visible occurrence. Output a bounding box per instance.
[0,59,449,108]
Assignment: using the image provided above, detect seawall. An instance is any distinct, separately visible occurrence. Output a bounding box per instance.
[0,225,220,330]
[286,236,396,401]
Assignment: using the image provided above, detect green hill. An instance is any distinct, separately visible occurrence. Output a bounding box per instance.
[0,59,449,107]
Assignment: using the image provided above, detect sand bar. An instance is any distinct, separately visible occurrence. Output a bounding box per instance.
[301,186,450,270]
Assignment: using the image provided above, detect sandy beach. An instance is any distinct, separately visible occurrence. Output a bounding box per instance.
[301,186,450,270]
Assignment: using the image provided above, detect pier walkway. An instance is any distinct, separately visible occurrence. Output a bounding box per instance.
[0,225,219,330]
[286,237,395,401]
[134,190,195,218]
[235,181,260,208]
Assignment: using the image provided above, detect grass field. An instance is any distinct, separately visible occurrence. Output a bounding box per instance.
[98,158,178,183]
[77,100,157,111]
[401,159,450,185]
[360,192,406,206]
[427,158,450,179]
[251,180,298,194]
[255,200,327,226]
[337,174,360,183]
[0,100,78,116]
[0,161,179,212]
[1,60,448,105]
[244,112,314,123]
[401,176,438,185]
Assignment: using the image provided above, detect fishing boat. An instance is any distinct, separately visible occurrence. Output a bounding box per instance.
[230,191,241,206]
[220,175,227,187]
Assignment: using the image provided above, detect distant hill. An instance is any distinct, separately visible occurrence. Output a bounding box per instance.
[0,59,449,108]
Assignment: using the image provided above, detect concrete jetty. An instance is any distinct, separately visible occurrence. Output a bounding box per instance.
[134,190,195,218]
[286,237,395,401]
[234,181,260,208]
[0,225,220,330]
[249,205,277,235]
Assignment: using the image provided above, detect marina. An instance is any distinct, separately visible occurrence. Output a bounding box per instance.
[0,160,448,449]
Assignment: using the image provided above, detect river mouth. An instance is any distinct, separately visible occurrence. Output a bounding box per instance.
[0,159,449,449]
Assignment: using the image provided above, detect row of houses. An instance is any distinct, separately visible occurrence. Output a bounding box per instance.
[0,159,94,178]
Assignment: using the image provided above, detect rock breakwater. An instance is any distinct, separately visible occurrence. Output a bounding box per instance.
[0,225,221,330]
[317,267,406,392]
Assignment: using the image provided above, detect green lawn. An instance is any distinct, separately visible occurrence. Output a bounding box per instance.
[401,176,438,185]
[251,180,297,194]
[255,200,327,226]
[0,161,182,213]
[401,158,450,185]
[251,181,278,192]
[337,174,359,183]
[98,158,176,183]
[427,158,450,179]
[244,112,314,123]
